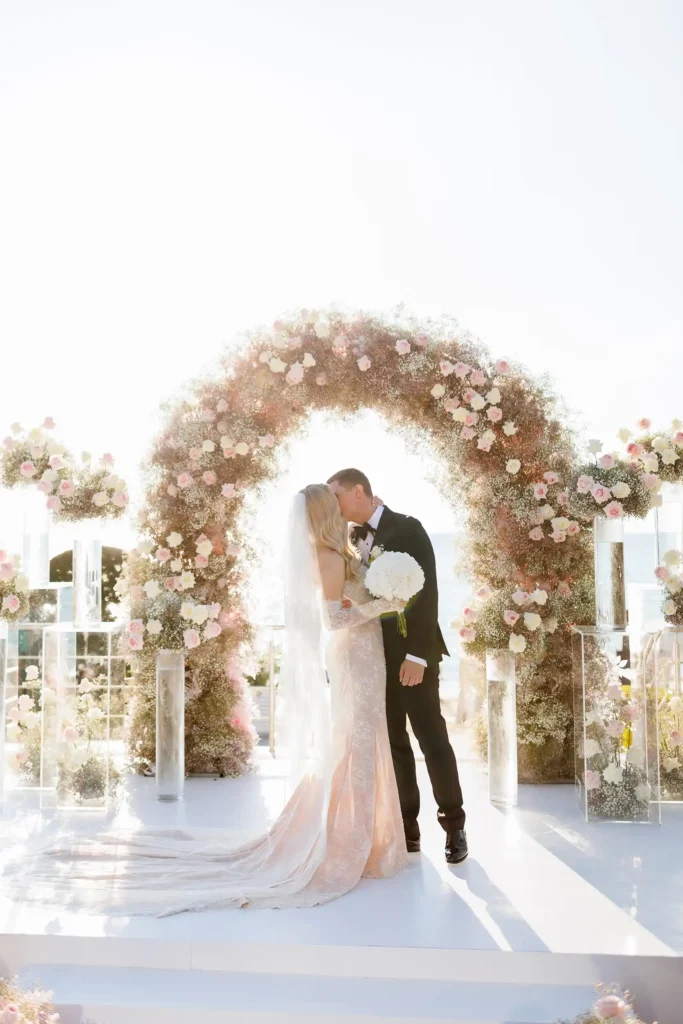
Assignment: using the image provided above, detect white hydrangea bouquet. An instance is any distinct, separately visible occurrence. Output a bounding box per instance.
[365,549,425,636]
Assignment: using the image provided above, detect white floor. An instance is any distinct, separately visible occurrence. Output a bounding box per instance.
[1,746,682,1022]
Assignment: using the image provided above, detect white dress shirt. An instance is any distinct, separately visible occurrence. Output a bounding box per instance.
[358,506,427,669]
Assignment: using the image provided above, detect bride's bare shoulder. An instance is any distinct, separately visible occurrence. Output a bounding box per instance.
[317,547,345,600]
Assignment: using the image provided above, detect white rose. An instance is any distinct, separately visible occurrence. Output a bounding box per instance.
[506,459,521,475]
[643,454,659,473]
[166,532,183,547]
[220,436,235,450]
[302,353,316,368]
[669,696,683,712]
[180,571,195,591]
[143,580,161,599]
[664,599,677,615]
[202,440,216,453]
[92,491,110,507]
[14,574,29,593]
[196,540,213,558]
[146,620,163,635]
[138,540,155,554]
[663,549,682,566]
[192,605,209,625]
[662,449,679,466]
[545,616,558,633]
[583,738,601,759]
[269,357,287,373]
[550,517,570,533]
[509,633,527,654]
[171,559,183,572]
[652,435,668,452]
[470,395,486,411]
[180,602,196,620]
[503,421,517,436]
[452,407,468,423]
[667,577,682,594]
[530,588,548,605]
[611,481,631,499]
[485,387,501,405]
[42,468,58,482]
[431,384,446,399]
[234,442,249,456]
[524,612,542,632]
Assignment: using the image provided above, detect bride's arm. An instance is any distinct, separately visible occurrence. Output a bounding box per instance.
[318,548,403,630]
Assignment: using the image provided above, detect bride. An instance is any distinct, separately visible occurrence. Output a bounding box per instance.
[0,484,408,914]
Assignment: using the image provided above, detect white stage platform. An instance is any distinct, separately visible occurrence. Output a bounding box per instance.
[1,747,682,1023]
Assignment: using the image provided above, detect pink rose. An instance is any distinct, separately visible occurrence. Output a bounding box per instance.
[557,581,572,597]
[551,530,567,543]
[511,590,529,606]
[642,473,660,491]
[63,726,79,742]
[129,619,145,634]
[477,439,492,452]
[598,454,615,469]
[591,484,612,504]
[112,490,128,507]
[594,995,629,1019]
[37,480,53,494]
[566,521,580,536]
[395,339,411,355]
[204,620,222,639]
[414,333,429,346]
[504,610,520,626]
[494,359,511,375]
[216,398,229,413]
[622,704,641,722]
[585,770,602,791]
[443,398,459,413]
[46,495,62,512]
[177,472,194,488]
[470,369,486,387]
[195,554,209,568]
[165,577,178,591]
[127,634,144,651]
[670,730,683,747]
[637,418,651,430]
[19,460,37,478]
[155,547,171,563]
[2,594,20,613]
[130,585,145,602]
[440,360,455,376]
[3,436,16,450]
[459,626,476,643]
[604,500,624,519]
[49,454,65,469]
[461,426,476,440]
[543,471,560,485]
[529,526,544,541]
[217,419,228,432]
[101,452,115,466]
[316,373,327,386]
[655,565,670,580]
[226,543,240,557]
[533,482,548,500]
[557,490,568,506]
[202,470,217,486]
[606,720,624,738]
[59,479,77,498]
[209,602,221,618]
[487,406,503,422]
[576,474,594,493]
[187,447,201,464]
[222,483,236,499]
[223,448,236,459]
[199,408,215,422]
[674,430,683,445]
[259,434,276,448]
[0,563,15,581]
[183,628,201,649]
[607,683,623,700]
[463,388,475,404]
[454,362,470,379]
[357,355,371,371]
[43,416,56,429]
[626,442,643,458]
[462,606,477,623]
[464,412,478,427]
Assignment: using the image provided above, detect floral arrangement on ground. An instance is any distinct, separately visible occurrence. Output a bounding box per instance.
[1,420,128,520]
[0,976,60,1023]
[556,985,652,1023]
[122,307,606,779]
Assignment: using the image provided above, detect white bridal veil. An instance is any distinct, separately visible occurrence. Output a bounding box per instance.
[0,493,336,915]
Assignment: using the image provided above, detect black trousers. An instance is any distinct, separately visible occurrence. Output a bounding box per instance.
[385,658,465,837]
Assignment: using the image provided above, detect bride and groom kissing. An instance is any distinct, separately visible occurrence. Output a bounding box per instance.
[2,471,467,915]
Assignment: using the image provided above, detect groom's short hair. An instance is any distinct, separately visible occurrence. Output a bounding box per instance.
[327,468,373,498]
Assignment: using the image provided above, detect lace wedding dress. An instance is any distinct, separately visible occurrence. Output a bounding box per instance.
[0,503,406,916]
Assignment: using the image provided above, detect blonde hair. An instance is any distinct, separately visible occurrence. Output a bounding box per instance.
[302,483,360,581]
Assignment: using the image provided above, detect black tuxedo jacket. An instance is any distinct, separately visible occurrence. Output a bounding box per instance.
[356,507,449,669]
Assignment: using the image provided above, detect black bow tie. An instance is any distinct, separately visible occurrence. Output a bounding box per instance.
[353,522,376,543]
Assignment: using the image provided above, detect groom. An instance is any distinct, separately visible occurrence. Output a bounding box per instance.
[328,468,467,864]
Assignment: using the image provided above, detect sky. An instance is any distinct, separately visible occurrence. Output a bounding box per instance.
[1,0,682,542]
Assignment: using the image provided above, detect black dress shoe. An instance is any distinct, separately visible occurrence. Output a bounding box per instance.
[406,837,421,853]
[445,829,468,864]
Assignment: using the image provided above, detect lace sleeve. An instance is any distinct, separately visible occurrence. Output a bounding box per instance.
[325,597,399,631]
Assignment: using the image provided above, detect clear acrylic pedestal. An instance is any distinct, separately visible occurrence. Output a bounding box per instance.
[641,626,683,803]
[572,626,660,823]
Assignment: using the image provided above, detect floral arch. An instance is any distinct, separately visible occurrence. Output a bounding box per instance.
[122,310,596,781]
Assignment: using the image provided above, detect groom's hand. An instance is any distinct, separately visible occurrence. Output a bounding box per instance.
[400,659,425,687]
